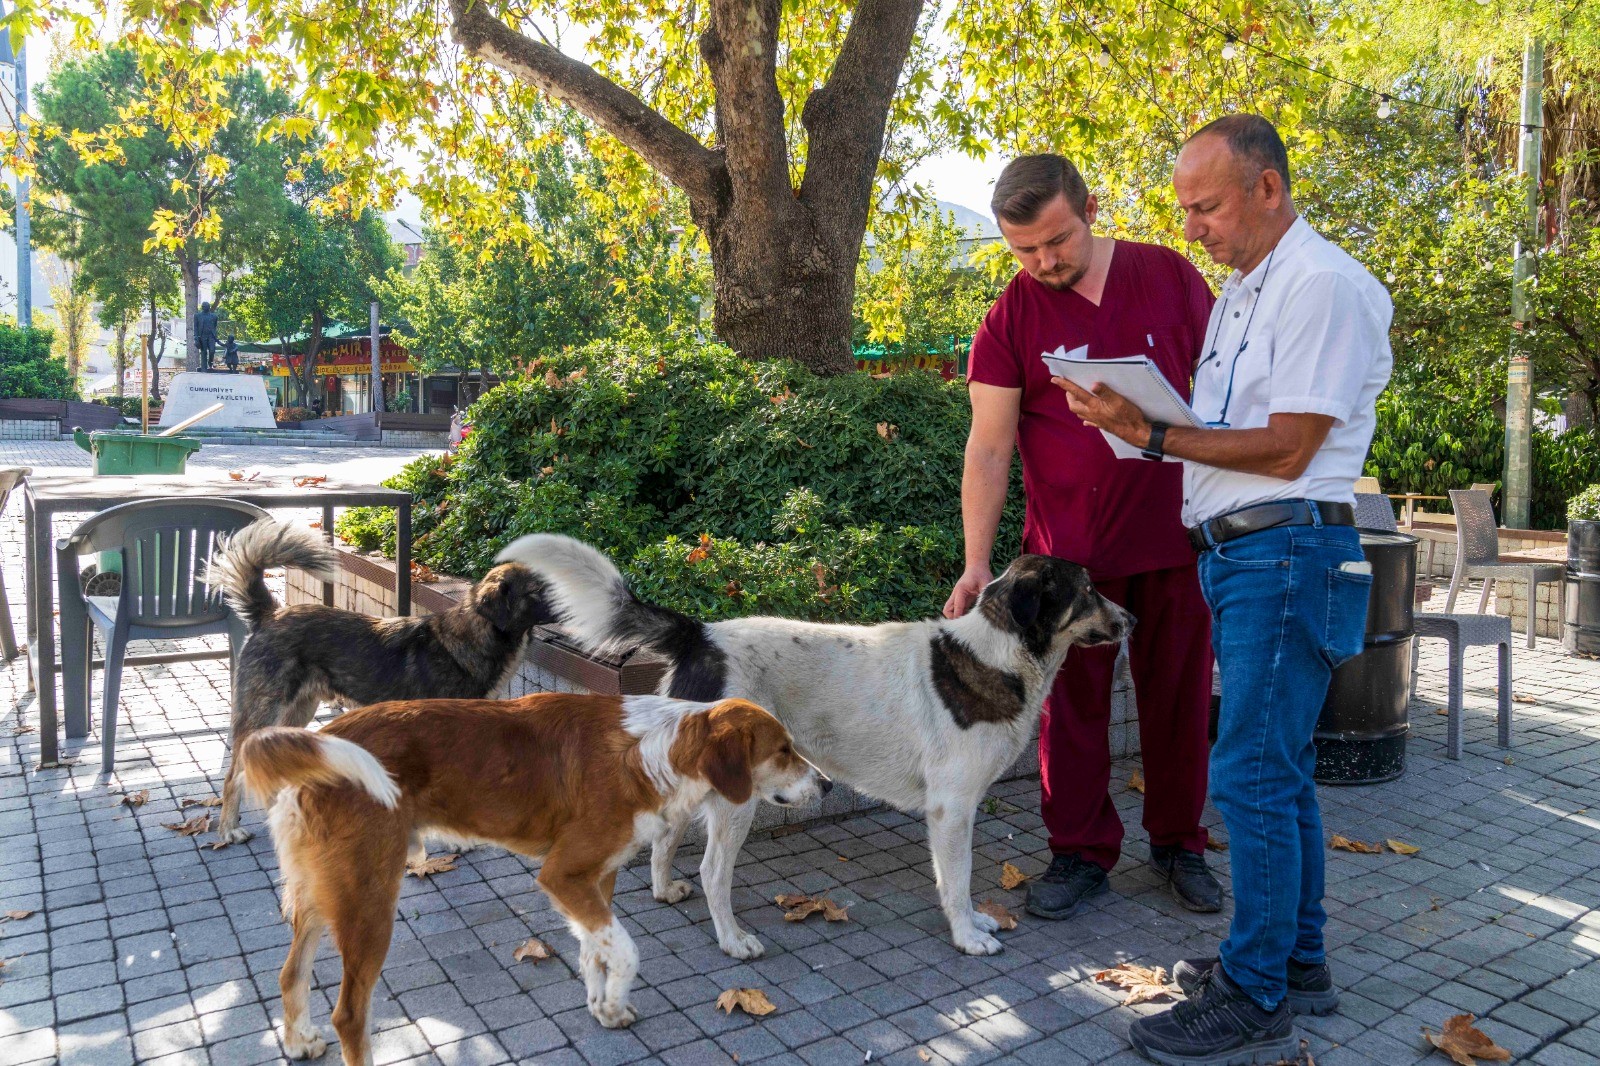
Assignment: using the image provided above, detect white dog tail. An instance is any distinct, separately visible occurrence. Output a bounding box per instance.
[204,520,338,634]
[495,533,709,662]
[237,727,401,809]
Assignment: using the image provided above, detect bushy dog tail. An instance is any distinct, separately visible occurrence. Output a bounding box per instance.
[205,520,338,633]
[495,533,708,662]
[238,727,401,809]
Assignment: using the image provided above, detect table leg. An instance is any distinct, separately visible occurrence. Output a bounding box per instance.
[59,544,88,739]
[29,501,60,766]
[23,498,35,691]
[396,500,411,617]
[322,504,335,608]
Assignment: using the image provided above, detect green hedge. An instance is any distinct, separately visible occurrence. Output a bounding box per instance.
[1366,358,1595,530]
[337,338,1023,623]
[0,322,72,400]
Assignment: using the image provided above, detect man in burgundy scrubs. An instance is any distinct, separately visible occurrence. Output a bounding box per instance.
[944,154,1221,917]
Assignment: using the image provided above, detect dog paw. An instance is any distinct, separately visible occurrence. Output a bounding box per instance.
[970,908,1002,934]
[217,826,253,846]
[953,929,1004,956]
[591,1001,637,1029]
[719,929,766,960]
[282,1024,328,1059]
[654,879,693,904]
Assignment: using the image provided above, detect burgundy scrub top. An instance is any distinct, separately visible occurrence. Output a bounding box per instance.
[968,240,1215,581]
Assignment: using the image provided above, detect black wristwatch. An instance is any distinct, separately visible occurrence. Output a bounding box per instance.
[1141,421,1169,461]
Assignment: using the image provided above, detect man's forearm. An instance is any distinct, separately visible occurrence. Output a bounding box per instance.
[1159,425,1311,480]
[961,450,1012,568]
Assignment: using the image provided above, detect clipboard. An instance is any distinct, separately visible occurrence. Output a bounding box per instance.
[1041,345,1206,462]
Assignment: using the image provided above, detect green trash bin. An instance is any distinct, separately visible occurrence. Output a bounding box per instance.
[74,428,202,476]
[72,429,205,582]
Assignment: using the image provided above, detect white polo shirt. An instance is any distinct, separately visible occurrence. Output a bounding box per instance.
[1182,216,1393,527]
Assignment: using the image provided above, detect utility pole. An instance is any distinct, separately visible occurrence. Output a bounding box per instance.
[1,10,31,330]
[1503,37,1543,530]
[369,300,382,415]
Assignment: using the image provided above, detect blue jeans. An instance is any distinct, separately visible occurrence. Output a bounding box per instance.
[1198,521,1370,1010]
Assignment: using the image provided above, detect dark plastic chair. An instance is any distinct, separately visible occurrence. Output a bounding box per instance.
[55,498,269,773]
[0,467,29,659]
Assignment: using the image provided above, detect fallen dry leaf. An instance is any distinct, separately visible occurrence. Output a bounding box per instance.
[1206,837,1229,852]
[228,470,245,481]
[1093,963,1176,1006]
[716,988,778,1016]
[410,562,439,583]
[812,563,838,602]
[1511,694,1536,704]
[1000,862,1031,890]
[1330,834,1385,854]
[120,789,149,809]
[769,389,793,406]
[876,421,898,441]
[1387,839,1421,856]
[512,938,554,964]
[162,814,211,837]
[686,533,713,565]
[407,853,459,879]
[1421,1014,1510,1065]
[544,368,562,388]
[2,910,34,921]
[1435,708,1449,716]
[918,1051,933,1063]
[774,894,849,922]
[307,521,322,530]
[1129,770,1146,794]
[293,475,329,488]
[975,899,1018,931]
[12,724,34,736]
[180,795,223,809]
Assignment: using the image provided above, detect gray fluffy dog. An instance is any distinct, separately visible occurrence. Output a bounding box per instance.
[205,520,552,844]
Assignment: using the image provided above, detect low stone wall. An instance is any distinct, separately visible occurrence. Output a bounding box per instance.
[284,546,1144,836]
[0,418,57,440]
[380,428,448,449]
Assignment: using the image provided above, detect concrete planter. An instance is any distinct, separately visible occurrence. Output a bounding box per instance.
[283,545,1142,837]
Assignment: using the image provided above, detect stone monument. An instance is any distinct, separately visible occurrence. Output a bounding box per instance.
[157,371,278,430]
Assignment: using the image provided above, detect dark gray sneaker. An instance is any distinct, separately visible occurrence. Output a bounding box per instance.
[1174,956,1338,1016]
[1024,853,1109,920]
[1151,845,1223,913]
[1129,961,1299,1065]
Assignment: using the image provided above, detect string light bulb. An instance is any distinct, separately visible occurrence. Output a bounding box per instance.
[1095,45,1112,68]
[1385,270,1396,284]
[1220,35,1240,61]
[1377,95,1393,119]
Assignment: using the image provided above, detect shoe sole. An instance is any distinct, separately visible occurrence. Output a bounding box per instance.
[1023,877,1109,920]
[1174,972,1339,1017]
[1130,1030,1301,1066]
[1166,879,1224,913]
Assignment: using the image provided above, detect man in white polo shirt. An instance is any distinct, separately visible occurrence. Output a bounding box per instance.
[1057,114,1393,1065]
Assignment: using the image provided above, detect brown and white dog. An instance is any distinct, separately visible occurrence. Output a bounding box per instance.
[238,693,823,1064]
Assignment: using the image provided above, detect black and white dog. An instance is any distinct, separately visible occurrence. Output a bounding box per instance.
[496,534,1133,957]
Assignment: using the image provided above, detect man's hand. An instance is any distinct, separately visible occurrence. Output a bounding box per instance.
[943,565,993,619]
[1053,378,1152,448]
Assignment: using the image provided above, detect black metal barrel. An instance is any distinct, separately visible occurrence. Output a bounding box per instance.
[1314,531,1418,785]
[1565,521,1600,657]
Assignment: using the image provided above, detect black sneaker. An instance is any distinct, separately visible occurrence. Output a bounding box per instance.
[1151,845,1223,913]
[1129,961,1298,1065]
[1174,956,1338,1016]
[1023,853,1109,920]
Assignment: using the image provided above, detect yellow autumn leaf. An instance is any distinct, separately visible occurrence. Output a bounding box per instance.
[512,938,553,963]
[1387,839,1420,855]
[716,988,777,1016]
[407,853,459,878]
[1000,862,1030,890]
[1093,963,1176,1006]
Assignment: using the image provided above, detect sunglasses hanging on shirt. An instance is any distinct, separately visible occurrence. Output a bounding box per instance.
[1197,246,1276,428]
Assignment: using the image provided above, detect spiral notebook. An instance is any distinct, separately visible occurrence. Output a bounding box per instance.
[1040,344,1206,462]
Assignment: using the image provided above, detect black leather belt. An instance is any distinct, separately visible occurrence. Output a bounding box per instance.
[1188,499,1355,552]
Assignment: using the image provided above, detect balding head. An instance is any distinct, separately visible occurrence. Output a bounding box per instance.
[1183,114,1292,197]
[1174,113,1297,275]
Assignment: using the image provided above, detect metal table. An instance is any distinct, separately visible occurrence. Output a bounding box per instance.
[21,473,412,766]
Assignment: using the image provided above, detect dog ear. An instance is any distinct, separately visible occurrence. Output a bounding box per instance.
[1007,575,1042,632]
[700,721,754,805]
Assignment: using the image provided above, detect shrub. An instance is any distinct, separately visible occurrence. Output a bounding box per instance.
[1569,484,1600,523]
[337,337,1023,622]
[1537,427,1600,528]
[0,321,72,400]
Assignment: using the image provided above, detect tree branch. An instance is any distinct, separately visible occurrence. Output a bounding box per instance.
[798,0,924,239]
[448,0,723,206]
[699,0,792,210]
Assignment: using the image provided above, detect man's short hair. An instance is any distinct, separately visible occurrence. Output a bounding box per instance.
[1186,114,1291,194]
[990,154,1090,225]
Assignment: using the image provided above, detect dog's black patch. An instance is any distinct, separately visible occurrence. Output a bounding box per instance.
[930,632,1026,729]
[663,627,729,701]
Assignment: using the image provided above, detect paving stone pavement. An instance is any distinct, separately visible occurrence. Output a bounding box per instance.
[4,440,1600,1065]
